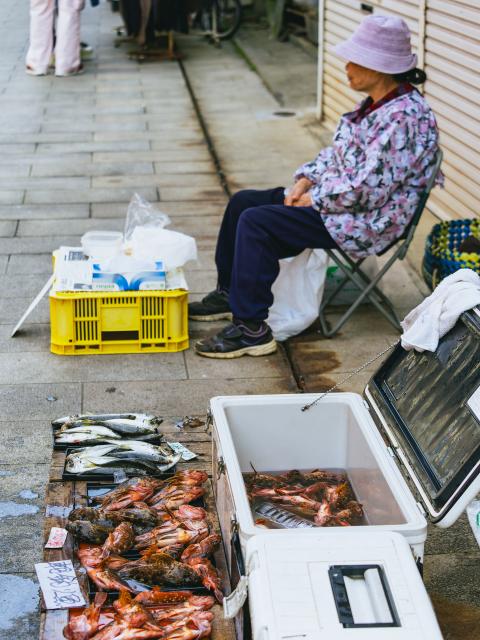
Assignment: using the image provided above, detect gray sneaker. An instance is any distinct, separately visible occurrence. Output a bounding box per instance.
[188,290,232,322]
[195,321,277,359]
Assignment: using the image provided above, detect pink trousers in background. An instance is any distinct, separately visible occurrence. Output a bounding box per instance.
[26,0,84,75]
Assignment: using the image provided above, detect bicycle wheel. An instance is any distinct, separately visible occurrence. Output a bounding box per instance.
[213,0,242,40]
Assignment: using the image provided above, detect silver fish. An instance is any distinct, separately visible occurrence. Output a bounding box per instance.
[65,453,161,476]
[53,413,138,427]
[65,442,180,475]
[55,425,121,444]
[103,440,181,463]
[55,414,163,436]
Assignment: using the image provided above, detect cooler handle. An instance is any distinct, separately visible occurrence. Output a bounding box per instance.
[328,564,400,628]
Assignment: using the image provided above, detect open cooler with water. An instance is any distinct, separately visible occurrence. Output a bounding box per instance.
[211,308,480,637]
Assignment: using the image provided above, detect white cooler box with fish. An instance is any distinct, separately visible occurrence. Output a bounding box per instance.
[210,307,480,576]
[242,530,443,639]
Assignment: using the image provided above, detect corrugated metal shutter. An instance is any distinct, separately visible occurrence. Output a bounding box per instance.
[424,0,480,220]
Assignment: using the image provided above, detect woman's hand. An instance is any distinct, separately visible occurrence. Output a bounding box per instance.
[284,177,313,206]
[291,191,313,207]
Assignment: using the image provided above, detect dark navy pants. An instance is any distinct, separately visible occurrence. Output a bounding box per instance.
[215,187,338,322]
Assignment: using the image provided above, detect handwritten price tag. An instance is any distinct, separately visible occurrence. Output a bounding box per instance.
[35,560,86,610]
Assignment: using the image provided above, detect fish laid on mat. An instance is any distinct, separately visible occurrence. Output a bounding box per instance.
[117,550,203,588]
[77,543,129,571]
[149,486,205,512]
[101,522,135,559]
[93,477,163,511]
[63,592,107,640]
[87,564,136,594]
[53,413,163,430]
[66,520,116,544]
[55,425,122,445]
[69,504,160,530]
[65,442,180,476]
[102,441,180,464]
[180,534,221,563]
[85,592,213,640]
[136,524,209,552]
[54,414,164,443]
[184,557,223,603]
[133,589,199,606]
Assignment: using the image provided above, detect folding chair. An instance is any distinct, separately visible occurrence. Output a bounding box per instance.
[318,149,443,337]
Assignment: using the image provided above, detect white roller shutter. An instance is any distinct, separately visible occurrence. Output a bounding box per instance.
[318,0,480,221]
[424,0,480,220]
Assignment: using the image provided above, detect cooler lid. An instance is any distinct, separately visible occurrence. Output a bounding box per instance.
[365,308,480,525]
[243,531,442,639]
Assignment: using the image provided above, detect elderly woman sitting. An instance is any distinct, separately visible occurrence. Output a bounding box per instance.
[189,15,442,359]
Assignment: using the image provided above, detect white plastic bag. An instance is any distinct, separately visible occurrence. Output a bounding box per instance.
[267,249,328,341]
[130,226,197,270]
[124,193,171,240]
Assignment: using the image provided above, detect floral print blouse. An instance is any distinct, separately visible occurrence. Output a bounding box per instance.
[295,90,443,258]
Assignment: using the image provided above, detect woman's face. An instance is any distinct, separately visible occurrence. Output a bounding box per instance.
[346,62,387,93]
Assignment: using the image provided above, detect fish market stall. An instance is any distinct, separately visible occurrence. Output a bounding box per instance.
[38,414,236,640]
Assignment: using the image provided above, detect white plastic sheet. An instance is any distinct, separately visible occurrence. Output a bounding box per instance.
[267,249,328,341]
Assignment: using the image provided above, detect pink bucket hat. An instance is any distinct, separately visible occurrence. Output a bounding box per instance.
[334,15,417,74]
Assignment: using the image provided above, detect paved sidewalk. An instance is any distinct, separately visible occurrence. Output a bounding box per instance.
[0,5,294,638]
[0,4,477,638]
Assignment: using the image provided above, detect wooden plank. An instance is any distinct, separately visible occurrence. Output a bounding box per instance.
[49,442,213,481]
[41,481,89,611]
[40,474,237,640]
[39,610,69,640]
[204,480,237,640]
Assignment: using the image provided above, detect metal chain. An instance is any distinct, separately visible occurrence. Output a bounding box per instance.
[301,340,400,412]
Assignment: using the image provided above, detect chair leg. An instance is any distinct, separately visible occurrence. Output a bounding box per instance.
[319,249,403,337]
[319,254,366,312]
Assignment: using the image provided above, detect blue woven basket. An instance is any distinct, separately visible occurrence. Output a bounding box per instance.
[422,218,480,290]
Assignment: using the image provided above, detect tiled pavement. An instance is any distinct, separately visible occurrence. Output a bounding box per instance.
[0,3,477,638]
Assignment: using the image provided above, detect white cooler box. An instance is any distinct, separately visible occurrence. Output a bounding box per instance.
[242,531,443,639]
[211,308,480,636]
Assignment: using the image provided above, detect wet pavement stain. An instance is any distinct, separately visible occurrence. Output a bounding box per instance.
[0,574,39,631]
[431,595,480,640]
[284,340,341,392]
[0,502,39,518]
[302,375,338,393]
[289,344,340,375]
[19,490,39,500]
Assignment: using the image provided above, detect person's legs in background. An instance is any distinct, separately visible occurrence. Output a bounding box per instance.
[188,187,285,322]
[26,0,55,75]
[55,0,83,76]
[228,204,336,321]
[215,187,286,291]
[194,201,337,358]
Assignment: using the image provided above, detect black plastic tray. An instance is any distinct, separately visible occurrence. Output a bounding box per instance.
[62,449,177,481]
[52,424,165,451]
[82,483,210,601]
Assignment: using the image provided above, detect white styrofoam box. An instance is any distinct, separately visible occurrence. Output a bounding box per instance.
[246,531,443,639]
[211,393,427,559]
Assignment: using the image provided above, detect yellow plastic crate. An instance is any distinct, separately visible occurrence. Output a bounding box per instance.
[50,290,189,355]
